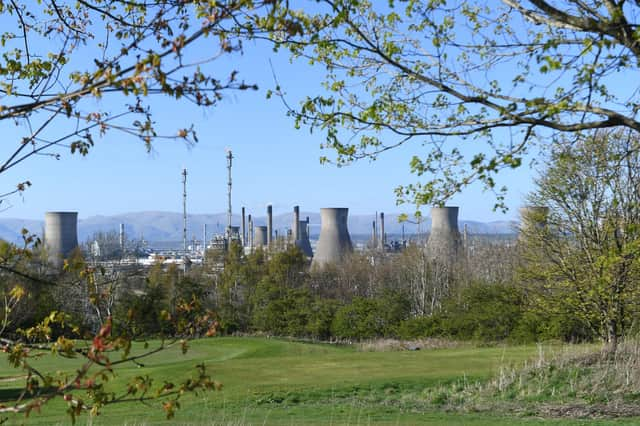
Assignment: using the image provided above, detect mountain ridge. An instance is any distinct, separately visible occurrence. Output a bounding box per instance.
[0,211,518,243]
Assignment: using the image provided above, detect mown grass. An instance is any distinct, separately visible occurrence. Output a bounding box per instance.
[0,337,635,425]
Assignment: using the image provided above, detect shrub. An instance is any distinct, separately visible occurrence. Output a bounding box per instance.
[440,282,525,342]
[332,291,411,340]
[397,315,445,340]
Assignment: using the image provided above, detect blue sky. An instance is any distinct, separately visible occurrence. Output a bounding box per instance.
[0,37,535,223]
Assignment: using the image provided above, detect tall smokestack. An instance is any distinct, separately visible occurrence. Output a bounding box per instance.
[425,206,460,263]
[380,212,385,249]
[119,223,125,255]
[241,206,246,247]
[203,223,207,257]
[372,220,377,248]
[312,208,353,268]
[267,204,273,247]
[248,214,253,250]
[44,212,79,268]
[296,220,313,257]
[293,206,300,242]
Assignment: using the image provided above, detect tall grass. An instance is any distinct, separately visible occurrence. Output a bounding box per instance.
[415,340,640,419]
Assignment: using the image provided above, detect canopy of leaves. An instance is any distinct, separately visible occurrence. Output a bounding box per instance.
[263,0,640,210]
[521,129,640,349]
[0,0,291,199]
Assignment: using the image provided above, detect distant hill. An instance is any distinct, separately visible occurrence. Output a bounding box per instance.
[0,211,518,244]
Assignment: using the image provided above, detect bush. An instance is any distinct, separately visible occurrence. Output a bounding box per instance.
[397,315,444,340]
[331,291,411,340]
[511,309,595,343]
[441,282,525,341]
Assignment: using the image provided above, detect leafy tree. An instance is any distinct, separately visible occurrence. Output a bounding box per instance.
[0,0,294,421]
[213,243,266,333]
[521,130,640,353]
[264,0,640,209]
[0,0,286,200]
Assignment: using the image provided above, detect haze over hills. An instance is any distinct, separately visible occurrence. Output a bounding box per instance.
[0,211,518,244]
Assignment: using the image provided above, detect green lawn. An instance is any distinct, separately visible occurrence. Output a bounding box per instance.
[0,337,634,425]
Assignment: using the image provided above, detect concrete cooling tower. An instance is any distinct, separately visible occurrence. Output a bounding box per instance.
[425,206,460,262]
[519,206,549,232]
[254,226,268,248]
[311,208,352,268]
[44,211,79,268]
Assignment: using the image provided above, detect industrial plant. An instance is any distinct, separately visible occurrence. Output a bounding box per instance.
[39,150,534,271]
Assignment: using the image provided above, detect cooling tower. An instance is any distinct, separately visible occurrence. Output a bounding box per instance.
[295,220,313,257]
[425,206,460,262]
[44,211,79,268]
[519,206,549,232]
[311,208,353,268]
[254,225,268,248]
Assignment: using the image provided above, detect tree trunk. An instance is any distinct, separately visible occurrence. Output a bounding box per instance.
[605,320,619,357]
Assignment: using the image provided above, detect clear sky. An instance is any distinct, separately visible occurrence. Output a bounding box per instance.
[0,37,535,223]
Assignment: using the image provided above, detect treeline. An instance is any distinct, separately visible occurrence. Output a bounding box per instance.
[0,237,598,343]
[113,239,596,343]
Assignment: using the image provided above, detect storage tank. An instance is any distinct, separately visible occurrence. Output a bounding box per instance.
[425,206,460,262]
[311,208,352,268]
[254,225,268,248]
[44,211,79,268]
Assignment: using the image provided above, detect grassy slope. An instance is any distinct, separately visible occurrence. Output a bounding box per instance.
[0,338,635,425]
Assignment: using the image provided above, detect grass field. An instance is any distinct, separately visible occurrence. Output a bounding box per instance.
[0,337,635,425]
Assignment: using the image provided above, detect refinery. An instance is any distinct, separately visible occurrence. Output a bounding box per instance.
[40,150,534,270]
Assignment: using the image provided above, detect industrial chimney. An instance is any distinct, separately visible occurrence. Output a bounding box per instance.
[292,205,300,242]
[44,211,79,268]
[241,207,246,247]
[312,208,353,268]
[379,212,386,250]
[425,206,460,262]
[248,214,253,249]
[266,205,273,247]
[119,223,125,255]
[295,220,313,257]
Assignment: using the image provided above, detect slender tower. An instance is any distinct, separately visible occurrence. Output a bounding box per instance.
[248,214,253,251]
[203,223,208,257]
[119,223,125,256]
[293,205,300,242]
[182,168,188,256]
[241,206,246,247]
[226,149,233,241]
[380,212,385,249]
[371,220,377,248]
[267,204,273,247]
